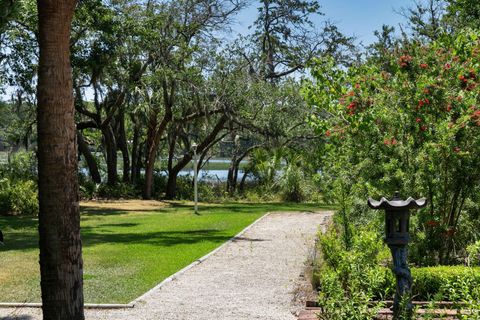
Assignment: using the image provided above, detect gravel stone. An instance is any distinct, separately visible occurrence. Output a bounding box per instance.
[0,211,332,320]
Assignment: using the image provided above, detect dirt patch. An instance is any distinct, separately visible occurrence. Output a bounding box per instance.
[80,199,169,212]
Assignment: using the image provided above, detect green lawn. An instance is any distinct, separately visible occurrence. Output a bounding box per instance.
[0,200,332,304]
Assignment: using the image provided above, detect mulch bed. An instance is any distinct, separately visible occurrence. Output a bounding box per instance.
[298,301,470,320]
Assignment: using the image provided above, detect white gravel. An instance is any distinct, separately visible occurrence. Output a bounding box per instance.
[0,211,332,320]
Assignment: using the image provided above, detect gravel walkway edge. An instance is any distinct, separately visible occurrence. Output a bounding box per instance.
[131,212,273,305]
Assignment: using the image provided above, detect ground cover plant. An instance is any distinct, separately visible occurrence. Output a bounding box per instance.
[0,200,329,303]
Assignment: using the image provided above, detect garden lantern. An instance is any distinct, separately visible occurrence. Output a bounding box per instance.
[368,191,427,319]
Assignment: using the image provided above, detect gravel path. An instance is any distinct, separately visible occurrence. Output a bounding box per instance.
[0,211,332,320]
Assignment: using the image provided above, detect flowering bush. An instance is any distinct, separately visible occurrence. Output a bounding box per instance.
[303,29,480,264]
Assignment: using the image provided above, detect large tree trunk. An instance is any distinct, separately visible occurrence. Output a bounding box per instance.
[37,1,84,319]
[101,124,117,186]
[165,169,179,200]
[130,115,141,184]
[164,115,228,200]
[77,131,101,183]
[115,111,130,183]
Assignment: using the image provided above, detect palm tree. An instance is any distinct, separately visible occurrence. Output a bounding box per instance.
[37,1,84,319]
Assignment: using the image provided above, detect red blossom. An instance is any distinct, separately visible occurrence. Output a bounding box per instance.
[416,118,422,123]
[399,55,413,68]
[444,63,451,69]
[355,83,361,89]
[384,139,391,145]
[325,130,331,137]
[420,125,427,132]
[453,147,461,153]
[425,220,439,227]
[420,63,428,69]
[446,105,452,112]
[391,138,397,145]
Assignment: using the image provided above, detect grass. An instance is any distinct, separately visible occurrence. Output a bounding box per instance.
[0,200,333,304]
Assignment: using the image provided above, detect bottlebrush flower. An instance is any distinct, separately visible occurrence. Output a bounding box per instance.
[425,220,438,227]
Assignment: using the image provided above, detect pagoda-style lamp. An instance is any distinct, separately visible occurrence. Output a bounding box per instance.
[368,192,427,319]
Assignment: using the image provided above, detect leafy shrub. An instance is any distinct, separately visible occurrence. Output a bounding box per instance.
[78,174,98,199]
[467,240,480,266]
[97,182,137,199]
[276,164,306,202]
[0,178,38,215]
[379,266,480,301]
[316,224,390,319]
[0,151,37,182]
[304,29,480,264]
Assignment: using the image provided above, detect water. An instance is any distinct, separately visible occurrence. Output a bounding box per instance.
[79,168,249,182]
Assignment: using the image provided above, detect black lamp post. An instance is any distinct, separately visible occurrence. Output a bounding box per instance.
[368,191,427,319]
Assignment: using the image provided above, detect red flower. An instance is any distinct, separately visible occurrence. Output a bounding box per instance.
[347,102,356,110]
[384,139,391,145]
[424,98,430,105]
[420,125,427,132]
[446,105,452,112]
[425,220,438,227]
[398,55,413,68]
[325,130,331,137]
[355,83,361,89]
[391,138,397,145]
[453,147,461,153]
[347,91,355,96]
[444,63,451,69]
[416,118,422,123]
[420,63,428,69]
[418,100,424,107]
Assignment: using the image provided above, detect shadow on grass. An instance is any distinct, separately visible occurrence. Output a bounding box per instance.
[81,228,232,247]
[0,228,233,252]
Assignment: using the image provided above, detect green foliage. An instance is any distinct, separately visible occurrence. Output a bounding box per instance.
[97,182,137,199]
[304,29,480,264]
[316,224,390,319]
[0,178,37,216]
[0,151,36,182]
[0,151,38,215]
[467,240,480,266]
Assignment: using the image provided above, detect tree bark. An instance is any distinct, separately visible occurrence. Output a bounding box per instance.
[130,116,141,185]
[143,79,174,199]
[77,131,101,184]
[37,1,84,319]
[101,124,117,186]
[165,115,228,199]
[115,111,130,183]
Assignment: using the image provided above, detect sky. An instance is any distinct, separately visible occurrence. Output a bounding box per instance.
[232,0,414,45]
